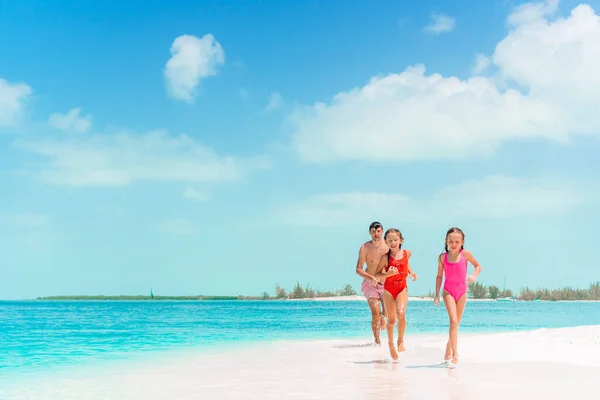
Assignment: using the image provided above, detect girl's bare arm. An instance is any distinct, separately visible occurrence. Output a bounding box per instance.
[464,250,482,282]
[435,254,444,298]
[406,250,418,281]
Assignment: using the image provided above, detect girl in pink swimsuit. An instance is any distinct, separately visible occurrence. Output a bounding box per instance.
[374,228,418,361]
[434,227,482,366]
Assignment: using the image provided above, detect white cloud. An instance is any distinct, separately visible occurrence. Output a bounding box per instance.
[48,107,93,133]
[278,192,411,227]
[265,92,283,112]
[15,130,268,186]
[472,53,491,74]
[277,175,586,226]
[164,34,225,102]
[507,0,558,26]
[161,218,197,235]
[290,65,559,162]
[429,175,586,218]
[290,1,600,163]
[424,12,456,34]
[0,78,32,126]
[184,187,210,202]
[494,1,600,97]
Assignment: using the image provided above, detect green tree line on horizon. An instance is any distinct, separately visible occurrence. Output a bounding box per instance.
[36,281,600,302]
[36,295,253,301]
[460,281,600,301]
[270,282,358,299]
[37,283,360,301]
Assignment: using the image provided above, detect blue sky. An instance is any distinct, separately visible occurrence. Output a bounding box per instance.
[1,0,599,299]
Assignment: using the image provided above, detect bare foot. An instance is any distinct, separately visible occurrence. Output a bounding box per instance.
[452,355,459,364]
[388,343,398,360]
[397,341,405,352]
[444,351,452,362]
[379,316,386,331]
[374,337,381,345]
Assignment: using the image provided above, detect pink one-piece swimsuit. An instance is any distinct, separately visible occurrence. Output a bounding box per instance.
[443,250,468,301]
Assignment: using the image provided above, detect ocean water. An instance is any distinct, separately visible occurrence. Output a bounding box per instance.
[1,299,600,378]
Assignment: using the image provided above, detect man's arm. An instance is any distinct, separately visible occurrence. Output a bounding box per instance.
[355,244,375,282]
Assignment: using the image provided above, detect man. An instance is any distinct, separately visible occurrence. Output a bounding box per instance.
[356,221,389,345]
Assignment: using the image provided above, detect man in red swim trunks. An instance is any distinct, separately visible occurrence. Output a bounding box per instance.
[355,221,389,345]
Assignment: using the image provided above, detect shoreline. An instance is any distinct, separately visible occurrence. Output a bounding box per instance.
[3,324,599,399]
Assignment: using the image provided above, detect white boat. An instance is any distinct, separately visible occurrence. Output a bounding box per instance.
[496,276,516,302]
[496,297,516,302]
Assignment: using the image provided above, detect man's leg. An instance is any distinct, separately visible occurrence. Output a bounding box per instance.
[379,296,387,330]
[367,298,382,344]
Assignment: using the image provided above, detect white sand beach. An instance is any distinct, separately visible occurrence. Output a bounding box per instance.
[3,325,599,400]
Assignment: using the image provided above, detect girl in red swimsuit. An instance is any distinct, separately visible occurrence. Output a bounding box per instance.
[374,228,418,360]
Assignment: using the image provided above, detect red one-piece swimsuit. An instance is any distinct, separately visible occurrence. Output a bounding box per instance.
[383,250,409,299]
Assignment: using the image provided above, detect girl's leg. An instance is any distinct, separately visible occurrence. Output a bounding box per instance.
[444,342,452,361]
[396,288,408,352]
[382,290,398,360]
[444,296,466,360]
[452,294,467,363]
[442,290,459,362]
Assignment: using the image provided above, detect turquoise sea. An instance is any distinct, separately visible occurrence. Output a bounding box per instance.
[1,300,600,378]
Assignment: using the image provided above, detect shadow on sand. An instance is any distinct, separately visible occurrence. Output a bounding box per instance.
[333,343,379,349]
[350,359,395,365]
[405,363,451,369]
[350,360,452,368]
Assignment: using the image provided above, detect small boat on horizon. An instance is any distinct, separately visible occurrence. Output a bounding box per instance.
[496,297,516,302]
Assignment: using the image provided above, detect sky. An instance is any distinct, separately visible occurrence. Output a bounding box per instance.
[1,0,599,299]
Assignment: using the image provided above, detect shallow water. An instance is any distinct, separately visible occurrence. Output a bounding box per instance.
[1,299,599,375]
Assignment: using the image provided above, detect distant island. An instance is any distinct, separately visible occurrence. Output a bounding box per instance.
[463,281,600,301]
[35,283,358,301]
[270,281,600,301]
[36,295,255,301]
[420,281,600,301]
[35,281,600,301]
